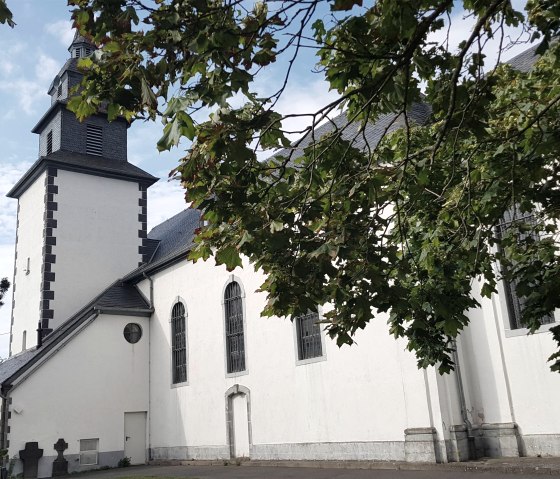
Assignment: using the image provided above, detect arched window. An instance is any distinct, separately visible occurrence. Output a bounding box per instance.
[224,281,246,373]
[171,302,187,384]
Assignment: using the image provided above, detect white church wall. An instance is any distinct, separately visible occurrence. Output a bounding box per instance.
[458,281,560,457]
[144,257,439,462]
[492,284,560,456]
[7,313,149,478]
[52,170,142,326]
[10,171,47,354]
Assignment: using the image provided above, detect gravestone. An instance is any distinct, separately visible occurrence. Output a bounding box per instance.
[52,439,68,477]
[19,442,43,479]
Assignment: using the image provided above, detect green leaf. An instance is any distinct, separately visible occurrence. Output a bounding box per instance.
[215,246,243,271]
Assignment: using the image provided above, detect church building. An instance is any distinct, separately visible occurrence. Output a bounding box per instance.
[0,33,559,478]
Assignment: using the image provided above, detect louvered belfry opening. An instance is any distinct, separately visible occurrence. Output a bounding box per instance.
[171,302,187,384]
[46,130,53,155]
[86,124,103,156]
[497,210,555,329]
[224,281,246,373]
[295,310,323,360]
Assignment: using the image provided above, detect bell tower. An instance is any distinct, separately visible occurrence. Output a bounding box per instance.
[7,32,158,355]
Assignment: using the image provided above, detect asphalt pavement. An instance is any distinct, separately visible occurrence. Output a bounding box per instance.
[66,459,560,479]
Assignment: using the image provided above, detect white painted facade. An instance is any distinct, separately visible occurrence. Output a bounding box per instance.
[8,314,149,478]
[51,170,142,325]
[10,171,47,355]
[3,40,560,478]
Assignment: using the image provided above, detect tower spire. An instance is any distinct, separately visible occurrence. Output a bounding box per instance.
[68,29,96,59]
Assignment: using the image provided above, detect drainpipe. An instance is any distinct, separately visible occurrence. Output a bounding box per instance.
[452,344,475,459]
[0,392,8,451]
[142,272,153,460]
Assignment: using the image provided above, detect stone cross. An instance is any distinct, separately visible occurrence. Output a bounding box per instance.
[19,442,43,479]
[52,438,68,477]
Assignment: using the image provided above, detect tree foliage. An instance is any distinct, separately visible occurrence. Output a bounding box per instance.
[67,0,560,373]
[0,0,14,27]
[0,278,10,308]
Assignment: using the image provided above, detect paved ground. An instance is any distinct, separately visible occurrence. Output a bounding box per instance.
[68,458,560,479]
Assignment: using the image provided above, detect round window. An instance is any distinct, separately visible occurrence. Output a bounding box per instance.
[123,323,142,344]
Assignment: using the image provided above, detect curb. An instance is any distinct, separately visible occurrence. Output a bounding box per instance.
[149,459,560,475]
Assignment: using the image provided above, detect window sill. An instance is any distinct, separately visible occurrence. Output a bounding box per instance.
[170,381,189,389]
[225,369,249,379]
[504,321,557,338]
[296,354,327,367]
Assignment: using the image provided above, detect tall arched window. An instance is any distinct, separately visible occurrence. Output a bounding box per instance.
[224,281,246,373]
[171,302,187,384]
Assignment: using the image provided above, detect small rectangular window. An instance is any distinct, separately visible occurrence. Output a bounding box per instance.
[57,84,62,98]
[86,124,103,156]
[46,131,53,155]
[295,310,323,361]
[79,438,99,465]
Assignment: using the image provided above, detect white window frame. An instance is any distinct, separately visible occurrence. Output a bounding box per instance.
[222,275,249,378]
[169,297,189,388]
[79,438,99,466]
[293,306,327,366]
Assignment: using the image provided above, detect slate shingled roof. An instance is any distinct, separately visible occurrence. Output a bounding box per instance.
[94,282,151,311]
[0,349,41,385]
[147,209,202,263]
[7,150,158,198]
[506,44,539,73]
[275,103,431,164]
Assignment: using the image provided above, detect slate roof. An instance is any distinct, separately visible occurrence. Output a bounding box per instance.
[506,44,539,73]
[0,349,41,385]
[275,103,431,164]
[94,282,151,311]
[0,280,152,392]
[147,209,201,263]
[7,150,158,198]
[70,30,96,50]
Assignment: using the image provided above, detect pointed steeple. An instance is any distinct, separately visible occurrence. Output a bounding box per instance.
[68,29,96,59]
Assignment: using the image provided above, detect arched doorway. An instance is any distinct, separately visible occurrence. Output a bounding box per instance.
[225,384,252,460]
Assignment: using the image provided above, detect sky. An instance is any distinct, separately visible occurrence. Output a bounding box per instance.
[0,0,533,358]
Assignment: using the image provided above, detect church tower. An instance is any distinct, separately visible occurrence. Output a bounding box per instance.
[7,32,157,355]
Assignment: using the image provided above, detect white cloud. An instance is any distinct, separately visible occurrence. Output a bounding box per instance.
[427,6,534,70]
[147,179,189,230]
[0,161,31,245]
[35,54,60,83]
[45,21,75,47]
[0,78,44,115]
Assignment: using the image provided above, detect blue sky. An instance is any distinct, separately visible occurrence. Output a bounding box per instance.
[0,1,533,358]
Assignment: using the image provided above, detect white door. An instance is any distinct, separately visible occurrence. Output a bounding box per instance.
[124,412,147,464]
[232,394,250,458]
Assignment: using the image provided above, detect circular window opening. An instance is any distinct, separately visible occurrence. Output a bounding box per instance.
[123,323,142,344]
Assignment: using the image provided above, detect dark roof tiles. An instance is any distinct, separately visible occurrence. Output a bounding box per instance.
[147,209,201,263]
[275,103,432,164]
[0,349,41,385]
[94,282,150,311]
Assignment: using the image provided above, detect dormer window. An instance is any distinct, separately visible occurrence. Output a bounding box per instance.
[57,84,62,98]
[86,124,103,156]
